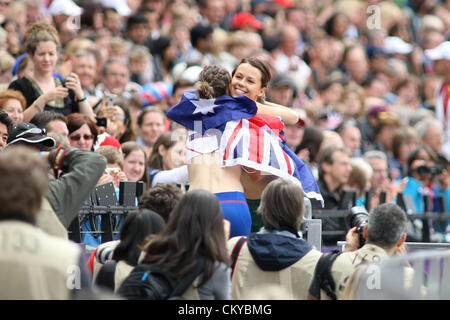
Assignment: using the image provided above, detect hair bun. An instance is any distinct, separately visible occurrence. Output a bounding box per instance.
[196,81,214,99]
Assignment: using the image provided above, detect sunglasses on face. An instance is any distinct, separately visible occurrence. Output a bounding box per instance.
[16,127,46,138]
[69,134,93,141]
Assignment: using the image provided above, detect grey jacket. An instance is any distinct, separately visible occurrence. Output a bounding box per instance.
[37,148,106,237]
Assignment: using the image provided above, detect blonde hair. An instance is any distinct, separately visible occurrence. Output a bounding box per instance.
[24,21,60,55]
[0,52,15,74]
[128,45,151,62]
[379,1,404,31]
[64,38,94,59]
[226,31,247,51]
[109,37,127,58]
[349,157,373,197]
[96,145,124,169]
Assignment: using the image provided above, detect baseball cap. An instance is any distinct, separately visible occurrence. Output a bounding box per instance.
[100,0,131,16]
[48,0,83,16]
[367,105,389,118]
[384,36,413,55]
[270,73,298,97]
[7,123,56,148]
[424,41,450,61]
[231,12,263,30]
[98,134,122,151]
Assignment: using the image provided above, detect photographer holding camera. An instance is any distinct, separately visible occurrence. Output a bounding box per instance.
[403,146,448,212]
[308,203,407,300]
[402,145,450,241]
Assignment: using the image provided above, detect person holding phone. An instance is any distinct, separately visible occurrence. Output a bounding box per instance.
[8,22,95,122]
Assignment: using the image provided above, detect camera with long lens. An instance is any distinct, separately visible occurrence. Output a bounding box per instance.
[346,206,369,249]
[416,165,443,176]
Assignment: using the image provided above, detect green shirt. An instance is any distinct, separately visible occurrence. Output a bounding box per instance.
[247,199,263,233]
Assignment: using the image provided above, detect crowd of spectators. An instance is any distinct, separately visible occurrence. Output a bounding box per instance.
[0,0,449,301]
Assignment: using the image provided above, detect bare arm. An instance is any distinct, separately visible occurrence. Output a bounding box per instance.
[23,88,69,122]
[65,72,96,122]
[255,101,299,125]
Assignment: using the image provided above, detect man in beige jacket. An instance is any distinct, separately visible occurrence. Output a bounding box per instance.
[308,203,408,300]
[0,146,91,299]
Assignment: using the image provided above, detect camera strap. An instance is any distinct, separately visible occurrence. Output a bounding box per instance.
[310,250,341,300]
[230,236,247,279]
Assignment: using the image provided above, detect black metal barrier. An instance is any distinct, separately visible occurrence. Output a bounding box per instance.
[69,186,450,245]
[68,181,144,244]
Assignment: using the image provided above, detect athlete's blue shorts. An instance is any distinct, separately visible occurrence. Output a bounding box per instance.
[215,191,252,238]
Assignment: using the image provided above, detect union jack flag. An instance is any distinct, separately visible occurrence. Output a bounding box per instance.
[166,90,323,205]
[219,116,323,204]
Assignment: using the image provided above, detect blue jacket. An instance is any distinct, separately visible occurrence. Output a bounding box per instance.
[246,229,312,271]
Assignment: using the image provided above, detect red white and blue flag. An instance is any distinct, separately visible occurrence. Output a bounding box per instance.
[166,90,323,205]
[166,89,257,133]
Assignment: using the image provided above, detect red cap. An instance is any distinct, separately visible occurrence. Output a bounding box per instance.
[273,0,293,8]
[231,12,263,30]
[100,135,122,150]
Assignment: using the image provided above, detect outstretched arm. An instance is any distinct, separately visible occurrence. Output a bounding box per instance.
[255,101,299,125]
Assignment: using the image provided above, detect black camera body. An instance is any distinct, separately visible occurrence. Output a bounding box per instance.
[416,165,443,176]
[346,206,369,249]
[96,117,107,128]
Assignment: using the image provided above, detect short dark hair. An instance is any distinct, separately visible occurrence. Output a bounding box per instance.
[367,203,406,248]
[126,13,149,32]
[258,178,305,232]
[0,110,13,133]
[317,145,350,179]
[190,23,213,48]
[30,111,67,131]
[138,183,182,222]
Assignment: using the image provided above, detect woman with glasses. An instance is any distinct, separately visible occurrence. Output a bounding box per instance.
[66,113,98,151]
